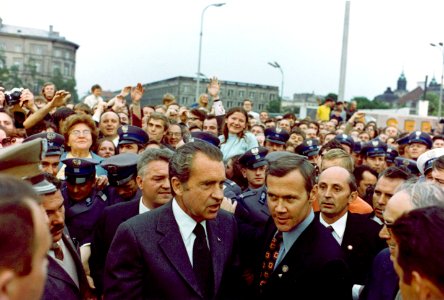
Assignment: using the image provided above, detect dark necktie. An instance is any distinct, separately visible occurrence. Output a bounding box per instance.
[259,231,283,287]
[51,242,64,261]
[193,223,214,299]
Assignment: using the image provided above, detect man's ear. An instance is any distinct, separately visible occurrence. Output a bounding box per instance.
[349,191,358,204]
[241,168,247,179]
[0,269,15,300]
[171,177,183,196]
[309,184,318,205]
[136,175,143,190]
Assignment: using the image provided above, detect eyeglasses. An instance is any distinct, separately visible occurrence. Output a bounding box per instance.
[188,117,199,121]
[1,137,16,146]
[168,132,182,137]
[70,129,91,137]
[383,220,394,229]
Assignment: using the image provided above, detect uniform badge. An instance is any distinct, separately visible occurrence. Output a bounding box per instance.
[46,132,56,140]
[415,131,421,138]
[251,147,259,155]
[371,140,379,147]
[72,159,82,167]
[122,125,129,133]
[276,127,282,133]
[259,191,266,205]
[402,159,410,167]
[107,165,118,173]
[85,197,93,207]
[306,140,313,146]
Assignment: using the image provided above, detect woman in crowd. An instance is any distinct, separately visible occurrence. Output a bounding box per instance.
[219,107,258,161]
[95,137,116,158]
[57,113,107,178]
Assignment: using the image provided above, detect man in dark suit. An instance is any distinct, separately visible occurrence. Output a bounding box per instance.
[40,174,93,300]
[90,148,174,294]
[315,166,385,298]
[251,153,351,299]
[104,141,242,299]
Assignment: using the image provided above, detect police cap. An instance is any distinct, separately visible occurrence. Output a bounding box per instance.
[238,146,269,169]
[264,127,290,145]
[101,153,139,186]
[407,131,432,149]
[361,140,387,157]
[62,158,98,185]
[118,125,149,146]
[191,131,220,147]
[23,131,65,156]
[295,138,320,157]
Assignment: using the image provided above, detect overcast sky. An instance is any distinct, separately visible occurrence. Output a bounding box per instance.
[3,0,444,100]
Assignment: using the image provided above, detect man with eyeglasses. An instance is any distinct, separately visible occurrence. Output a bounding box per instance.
[187,108,207,130]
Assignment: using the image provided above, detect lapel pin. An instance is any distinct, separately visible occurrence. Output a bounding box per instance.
[347,245,353,250]
[217,237,221,242]
[282,265,289,273]
[278,274,283,278]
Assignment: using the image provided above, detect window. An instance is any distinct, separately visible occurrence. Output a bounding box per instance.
[239,90,245,98]
[32,45,44,55]
[0,42,6,50]
[14,44,22,52]
[53,62,61,75]
[13,58,22,68]
[227,89,234,97]
[34,60,42,73]
[64,63,70,76]
[182,96,188,104]
[260,93,265,100]
[54,49,62,57]
[269,94,275,101]
[249,91,255,98]
[65,51,70,59]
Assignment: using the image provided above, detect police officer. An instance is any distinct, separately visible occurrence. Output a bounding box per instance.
[404,131,432,160]
[117,125,149,154]
[361,139,388,174]
[101,153,141,206]
[334,133,354,154]
[394,157,420,176]
[386,146,399,167]
[23,131,65,176]
[264,127,289,152]
[61,158,108,246]
[416,148,444,180]
[295,138,321,171]
[237,146,270,227]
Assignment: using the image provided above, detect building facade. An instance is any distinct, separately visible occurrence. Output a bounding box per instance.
[0,18,78,92]
[140,76,279,112]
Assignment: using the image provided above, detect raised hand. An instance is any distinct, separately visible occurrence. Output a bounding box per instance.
[131,83,145,104]
[50,90,71,108]
[207,77,220,99]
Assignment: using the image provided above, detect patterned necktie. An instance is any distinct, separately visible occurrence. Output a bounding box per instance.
[259,231,283,287]
[51,242,64,261]
[193,223,214,299]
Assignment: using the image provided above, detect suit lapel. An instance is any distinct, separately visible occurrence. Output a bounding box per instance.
[62,234,90,297]
[47,256,78,287]
[157,203,203,297]
[206,218,226,293]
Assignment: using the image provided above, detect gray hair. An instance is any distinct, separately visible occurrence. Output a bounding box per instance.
[395,180,444,209]
[137,148,174,178]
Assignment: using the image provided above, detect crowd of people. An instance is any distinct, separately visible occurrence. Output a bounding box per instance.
[1,77,444,300]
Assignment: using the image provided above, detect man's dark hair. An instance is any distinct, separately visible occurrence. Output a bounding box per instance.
[267,154,315,194]
[320,139,345,156]
[354,165,378,186]
[169,140,223,195]
[433,155,444,172]
[379,166,414,181]
[392,206,444,294]
[189,108,207,122]
[0,175,40,276]
[91,84,102,92]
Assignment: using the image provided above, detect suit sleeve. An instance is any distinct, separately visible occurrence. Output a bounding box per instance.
[103,221,145,300]
[89,210,107,295]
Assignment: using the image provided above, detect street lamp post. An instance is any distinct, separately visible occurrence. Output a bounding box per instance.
[195,3,225,102]
[268,61,284,99]
[431,42,444,117]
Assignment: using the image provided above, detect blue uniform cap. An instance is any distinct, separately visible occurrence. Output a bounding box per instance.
[238,146,269,169]
[394,157,420,175]
[24,132,65,156]
[386,147,399,163]
[190,131,220,147]
[361,140,387,157]
[407,131,432,149]
[264,127,290,145]
[395,134,410,146]
[62,158,98,184]
[100,153,139,186]
[295,138,320,157]
[334,133,355,149]
[118,125,149,146]
[353,141,362,153]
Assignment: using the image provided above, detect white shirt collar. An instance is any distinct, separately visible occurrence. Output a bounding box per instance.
[172,198,207,241]
[139,197,151,214]
[320,212,348,245]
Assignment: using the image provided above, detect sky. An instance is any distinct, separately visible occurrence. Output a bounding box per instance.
[3,0,444,100]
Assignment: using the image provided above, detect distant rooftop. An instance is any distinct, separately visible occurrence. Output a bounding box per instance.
[0,17,78,47]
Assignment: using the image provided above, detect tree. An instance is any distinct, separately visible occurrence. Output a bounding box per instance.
[266,98,281,113]
[353,96,389,109]
[425,92,439,116]
[50,69,79,103]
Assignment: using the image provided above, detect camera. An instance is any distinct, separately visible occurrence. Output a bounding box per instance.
[4,88,23,106]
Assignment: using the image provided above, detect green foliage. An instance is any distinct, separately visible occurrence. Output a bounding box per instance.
[425,92,439,116]
[50,69,79,103]
[353,96,390,109]
[325,93,338,101]
[266,98,281,113]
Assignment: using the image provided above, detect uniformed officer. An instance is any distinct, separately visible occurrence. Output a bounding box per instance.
[101,152,142,206]
[361,139,388,173]
[117,125,149,154]
[295,138,321,170]
[191,131,220,147]
[394,156,420,176]
[264,127,289,152]
[60,158,109,246]
[23,131,65,176]
[404,131,432,160]
[386,146,399,167]
[416,148,444,180]
[237,146,270,227]
[334,133,355,154]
